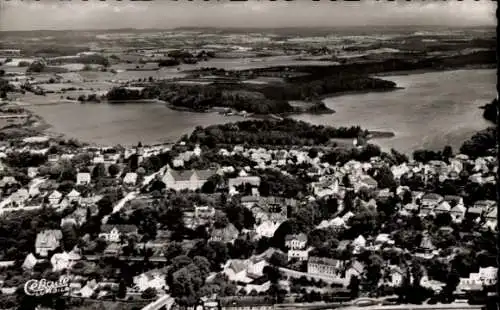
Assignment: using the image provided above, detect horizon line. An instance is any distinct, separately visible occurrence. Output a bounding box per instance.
[0,24,495,33]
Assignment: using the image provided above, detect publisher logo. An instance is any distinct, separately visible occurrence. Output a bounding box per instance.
[24,277,70,296]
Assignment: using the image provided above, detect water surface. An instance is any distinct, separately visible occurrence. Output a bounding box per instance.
[292,69,495,154]
[26,69,495,153]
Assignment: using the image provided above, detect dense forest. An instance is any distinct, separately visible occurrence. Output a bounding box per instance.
[187,119,367,147]
[106,74,394,115]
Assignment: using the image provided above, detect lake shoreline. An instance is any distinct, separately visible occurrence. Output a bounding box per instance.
[9,68,494,153]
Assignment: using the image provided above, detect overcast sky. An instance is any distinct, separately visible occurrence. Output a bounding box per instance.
[0,0,496,31]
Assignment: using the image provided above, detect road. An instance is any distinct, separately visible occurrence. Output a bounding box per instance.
[141,295,175,310]
[101,190,138,224]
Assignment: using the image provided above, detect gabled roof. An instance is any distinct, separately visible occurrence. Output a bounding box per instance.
[67,189,81,197]
[308,256,342,268]
[347,260,365,273]
[486,208,497,219]
[435,201,451,212]
[474,200,496,209]
[168,169,216,182]
[450,204,466,213]
[467,207,483,215]
[422,193,443,202]
[49,190,62,199]
[285,233,307,242]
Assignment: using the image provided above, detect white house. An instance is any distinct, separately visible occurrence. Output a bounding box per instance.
[66,189,81,203]
[22,253,39,270]
[76,172,91,185]
[352,235,367,254]
[162,168,215,191]
[99,225,138,243]
[288,247,312,261]
[48,190,63,206]
[27,167,39,178]
[35,230,63,257]
[123,172,138,185]
[133,269,167,292]
[50,251,81,271]
[284,233,307,250]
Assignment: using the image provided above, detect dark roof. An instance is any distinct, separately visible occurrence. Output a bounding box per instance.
[100,224,138,234]
[422,193,443,201]
[348,260,365,273]
[308,256,341,267]
[169,169,216,182]
[444,195,462,203]
[194,169,217,180]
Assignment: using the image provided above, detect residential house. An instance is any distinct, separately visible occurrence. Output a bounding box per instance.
[307,256,344,277]
[184,206,216,229]
[352,235,367,254]
[162,168,216,191]
[246,259,269,279]
[62,207,88,227]
[104,243,122,256]
[380,265,405,288]
[419,234,435,253]
[77,279,98,298]
[223,259,254,284]
[344,260,365,282]
[35,230,63,257]
[255,221,281,239]
[48,154,60,163]
[246,197,294,224]
[484,208,497,230]
[123,172,138,185]
[459,266,497,291]
[50,251,81,271]
[450,204,467,223]
[474,200,496,213]
[48,190,63,206]
[22,253,39,270]
[133,269,167,292]
[228,171,261,189]
[420,276,445,293]
[443,195,464,207]
[285,233,307,250]
[288,247,312,261]
[421,193,443,208]
[479,267,497,286]
[210,223,239,243]
[317,217,346,231]
[0,176,17,189]
[27,167,39,178]
[353,175,378,192]
[76,172,91,185]
[374,233,394,246]
[99,225,139,243]
[66,189,81,203]
[434,201,451,214]
[10,188,29,207]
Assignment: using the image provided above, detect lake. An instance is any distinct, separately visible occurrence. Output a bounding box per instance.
[26,69,495,153]
[27,103,246,146]
[292,69,495,154]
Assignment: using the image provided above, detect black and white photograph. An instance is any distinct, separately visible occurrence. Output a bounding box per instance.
[0,1,497,310]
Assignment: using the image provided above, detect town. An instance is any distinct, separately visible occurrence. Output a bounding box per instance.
[0,100,496,310]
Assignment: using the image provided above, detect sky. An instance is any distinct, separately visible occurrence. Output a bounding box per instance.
[0,0,496,31]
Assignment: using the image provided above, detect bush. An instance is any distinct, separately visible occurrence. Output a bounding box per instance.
[141,287,158,299]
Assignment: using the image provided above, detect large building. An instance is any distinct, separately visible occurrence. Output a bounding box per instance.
[162,168,216,191]
[307,256,344,277]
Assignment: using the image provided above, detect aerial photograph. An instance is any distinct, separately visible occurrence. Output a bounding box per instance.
[0,1,497,310]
